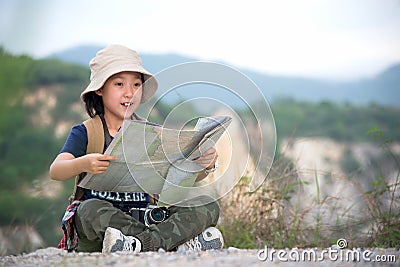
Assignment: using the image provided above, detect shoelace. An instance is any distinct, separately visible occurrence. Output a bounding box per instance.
[122,236,137,252]
[184,236,202,251]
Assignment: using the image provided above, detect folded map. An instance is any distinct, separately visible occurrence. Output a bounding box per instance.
[79,115,232,205]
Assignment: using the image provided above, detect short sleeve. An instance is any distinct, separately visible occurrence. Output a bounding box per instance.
[59,124,88,158]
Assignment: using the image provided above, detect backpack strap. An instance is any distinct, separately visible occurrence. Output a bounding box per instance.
[84,115,105,154]
[69,115,104,202]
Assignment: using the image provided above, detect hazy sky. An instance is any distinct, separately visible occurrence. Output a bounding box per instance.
[1,0,400,80]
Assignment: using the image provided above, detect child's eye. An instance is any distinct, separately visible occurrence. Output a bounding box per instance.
[134,82,142,87]
[115,82,123,87]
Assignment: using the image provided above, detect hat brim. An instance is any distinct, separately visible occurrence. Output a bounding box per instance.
[81,65,158,104]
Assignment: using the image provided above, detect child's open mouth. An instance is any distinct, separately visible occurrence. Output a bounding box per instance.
[121,102,133,107]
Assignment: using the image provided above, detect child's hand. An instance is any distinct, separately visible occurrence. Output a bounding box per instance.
[193,147,218,169]
[83,153,117,174]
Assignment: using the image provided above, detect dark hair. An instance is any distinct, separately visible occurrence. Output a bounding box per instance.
[83,91,104,118]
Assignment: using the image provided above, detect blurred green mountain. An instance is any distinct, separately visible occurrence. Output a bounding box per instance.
[48,45,400,107]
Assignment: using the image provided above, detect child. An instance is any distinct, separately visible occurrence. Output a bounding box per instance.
[49,44,223,253]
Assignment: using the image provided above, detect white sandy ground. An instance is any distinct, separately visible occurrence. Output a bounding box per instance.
[1,247,399,267]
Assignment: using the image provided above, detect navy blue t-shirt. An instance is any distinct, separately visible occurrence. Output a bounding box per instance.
[60,123,150,211]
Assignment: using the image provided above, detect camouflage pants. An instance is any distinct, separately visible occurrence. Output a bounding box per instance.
[75,195,220,252]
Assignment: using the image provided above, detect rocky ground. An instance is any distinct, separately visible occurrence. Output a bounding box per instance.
[1,247,399,267]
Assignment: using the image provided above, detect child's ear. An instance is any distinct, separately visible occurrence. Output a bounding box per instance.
[95,89,103,96]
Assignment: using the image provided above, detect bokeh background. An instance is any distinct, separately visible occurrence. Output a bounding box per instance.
[1,0,399,255]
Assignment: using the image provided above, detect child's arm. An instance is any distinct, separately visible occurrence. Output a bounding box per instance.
[49,152,117,181]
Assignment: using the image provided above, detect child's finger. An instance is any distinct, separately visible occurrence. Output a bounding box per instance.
[203,147,216,155]
[99,154,117,161]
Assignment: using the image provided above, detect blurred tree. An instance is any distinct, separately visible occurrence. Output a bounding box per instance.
[0,48,87,249]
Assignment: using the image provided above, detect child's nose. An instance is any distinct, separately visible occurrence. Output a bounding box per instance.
[124,85,136,97]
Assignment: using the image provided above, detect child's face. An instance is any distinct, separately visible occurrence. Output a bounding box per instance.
[96,71,143,120]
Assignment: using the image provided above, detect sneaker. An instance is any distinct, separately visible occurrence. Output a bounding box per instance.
[102,227,141,253]
[177,227,224,252]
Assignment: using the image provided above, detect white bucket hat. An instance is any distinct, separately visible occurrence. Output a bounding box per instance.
[81,44,158,103]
